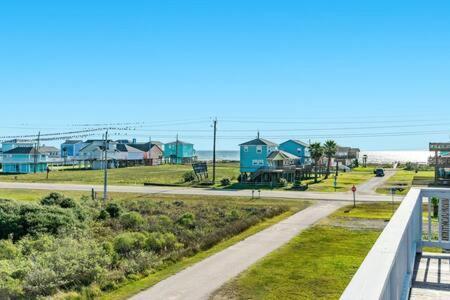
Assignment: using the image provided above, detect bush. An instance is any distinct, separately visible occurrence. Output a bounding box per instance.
[278,178,288,187]
[0,239,19,260]
[220,177,231,186]
[20,235,111,298]
[226,210,240,222]
[183,171,196,182]
[146,232,178,253]
[113,232,146,255]
[105,203,121,218]
[98,209,109,220]
[120,212,144,229]
[41,193,76,208]
[0,199,81,240]
[177,213,196,228]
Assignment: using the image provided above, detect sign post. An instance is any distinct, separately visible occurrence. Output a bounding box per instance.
[351,185,356,208]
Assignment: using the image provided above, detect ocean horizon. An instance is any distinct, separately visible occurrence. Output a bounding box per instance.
[196,150,430,164]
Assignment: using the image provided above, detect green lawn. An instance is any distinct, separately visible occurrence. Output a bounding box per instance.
[376,170,434,195]
[304,170,374,192]
[0,162,240,186]
[212,202,392,300]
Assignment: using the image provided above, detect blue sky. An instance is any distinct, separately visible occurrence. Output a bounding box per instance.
[1,1,449,150]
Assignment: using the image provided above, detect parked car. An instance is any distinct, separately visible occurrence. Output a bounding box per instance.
[375,168,385,177]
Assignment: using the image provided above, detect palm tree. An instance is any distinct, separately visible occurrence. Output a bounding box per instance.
[309,142,323,183]
[323,140,337,179]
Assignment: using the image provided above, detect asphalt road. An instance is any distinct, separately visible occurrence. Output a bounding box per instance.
[0,180,402,202]
[129,201,345,300]
[356,170,396,195]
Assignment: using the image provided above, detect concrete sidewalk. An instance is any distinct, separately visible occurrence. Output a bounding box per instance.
[130,201,345,300]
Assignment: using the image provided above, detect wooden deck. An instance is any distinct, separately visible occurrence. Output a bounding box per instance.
[410,252,450,299]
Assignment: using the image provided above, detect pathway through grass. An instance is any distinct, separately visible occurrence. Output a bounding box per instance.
[211,202,396,300]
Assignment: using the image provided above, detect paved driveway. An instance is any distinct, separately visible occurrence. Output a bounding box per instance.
[129,201,345,300]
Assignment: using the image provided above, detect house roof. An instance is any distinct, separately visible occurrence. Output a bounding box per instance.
[39,146,59,153]
[166,140,193,145]
[79,144,102,152]
[281,139,309,147]
[127,142,162,152]
[3,147,41,154]
[62,140,83,145]
[116,144,144,153]
[267,150,300,161]
[85,139,115,143]
[3,139,34,144]
[240,138,278,147]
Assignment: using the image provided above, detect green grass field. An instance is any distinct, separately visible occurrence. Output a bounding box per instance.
[212,202,393,300]
[0,162,378,193]
[376,170,434,195]
[304,170,374,192]
[0,162,240,186]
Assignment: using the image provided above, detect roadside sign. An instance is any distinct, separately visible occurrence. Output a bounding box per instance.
[192,162,208,180]
[351,185,356,193]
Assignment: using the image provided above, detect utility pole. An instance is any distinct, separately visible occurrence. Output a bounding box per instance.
[34,131,40,173]
[103,130,108,201]
[212,118,217,183]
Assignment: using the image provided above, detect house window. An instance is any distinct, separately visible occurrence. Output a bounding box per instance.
[256,146,262,154]
[243,146,248,152]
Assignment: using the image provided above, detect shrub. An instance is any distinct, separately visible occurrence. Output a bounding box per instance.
[98,209,109,220]
[41,193,76,208]
[278,178,288,187]
[220,177,231,186]
[21,235,110,297]
[145,232,179,253]
[177,213,196,228]
[119,250,160,276]
[120,212,144,229]
[173,200,184,207]
[0,239,19,260]
[0,199,81,240]
[226,210,240,222]
[105,203,121,218]
[183,171,196,182]
[113,232,146,255]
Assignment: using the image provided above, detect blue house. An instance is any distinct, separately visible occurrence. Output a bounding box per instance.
[60,140,86,158]
[2,147,48,173]
[279,139,311,165]
[239,137,278,173]
[163,140,195,164]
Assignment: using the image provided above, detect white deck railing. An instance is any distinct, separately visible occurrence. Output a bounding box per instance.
[340,187,450,300]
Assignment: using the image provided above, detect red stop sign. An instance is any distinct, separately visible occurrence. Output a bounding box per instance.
[351,185,356,193]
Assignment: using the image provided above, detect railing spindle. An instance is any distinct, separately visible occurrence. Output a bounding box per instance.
[428,197,432,241]
[439,197,442,242]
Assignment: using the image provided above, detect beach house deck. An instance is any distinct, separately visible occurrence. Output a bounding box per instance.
[341,187,450,300]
